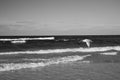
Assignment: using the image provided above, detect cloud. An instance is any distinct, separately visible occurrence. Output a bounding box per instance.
[0,20,120,35]
[15,21,36,25]
[0,21,40,30]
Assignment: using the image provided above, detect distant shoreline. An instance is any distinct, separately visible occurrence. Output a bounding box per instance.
[0,35,120,37]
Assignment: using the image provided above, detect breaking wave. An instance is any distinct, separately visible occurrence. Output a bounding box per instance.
[99,52,117,55]
[0,55,90,72]
[0,46,120,55]
[11,40,26,44]
[0,37,55,41]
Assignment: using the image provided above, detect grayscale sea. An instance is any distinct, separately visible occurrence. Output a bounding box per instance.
[0,35,120,80]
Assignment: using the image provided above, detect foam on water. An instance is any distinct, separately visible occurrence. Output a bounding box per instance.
[11,40,26,44]
[0,46,120,55]
[99,52,117,55]
[0,37,55,41]
[0,55,90,72]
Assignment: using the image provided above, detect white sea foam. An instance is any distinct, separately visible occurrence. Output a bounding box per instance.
[11,40,26,44]
[0,37,55,41]
[0,55,90,71]
[99,52,117,55]
[0,46,120,55]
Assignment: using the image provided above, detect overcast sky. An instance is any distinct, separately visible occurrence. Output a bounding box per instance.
[0,0,120,35]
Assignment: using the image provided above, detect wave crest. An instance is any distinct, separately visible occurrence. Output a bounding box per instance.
[0,37,55,41]
[99,52,117,55]
[0,46,120,55]
[0,55,90,71]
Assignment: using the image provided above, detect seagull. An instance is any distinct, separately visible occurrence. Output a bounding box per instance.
[81,39,93,47]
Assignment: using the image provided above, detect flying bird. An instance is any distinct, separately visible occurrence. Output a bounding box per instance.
[80,39,93,47]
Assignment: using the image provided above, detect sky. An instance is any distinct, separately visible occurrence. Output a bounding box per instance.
[0,0,120,35]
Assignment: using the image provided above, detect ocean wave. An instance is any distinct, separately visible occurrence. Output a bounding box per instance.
[99,52,117,55]
[11,40,26,44]
[0,46,120,55]
[0,55,90,72]
[0,37,55,41]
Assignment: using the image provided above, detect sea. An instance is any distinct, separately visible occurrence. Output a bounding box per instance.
[0,35,120,80]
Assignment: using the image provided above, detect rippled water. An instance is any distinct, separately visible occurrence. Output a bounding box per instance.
[0,35,120,80]
[0,63,120,80]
